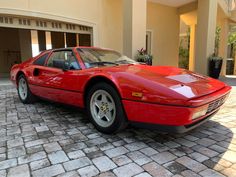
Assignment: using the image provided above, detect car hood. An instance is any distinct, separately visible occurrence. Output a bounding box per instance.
[108,64,227,101]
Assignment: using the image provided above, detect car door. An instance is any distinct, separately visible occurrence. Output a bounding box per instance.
[30,50,84,107]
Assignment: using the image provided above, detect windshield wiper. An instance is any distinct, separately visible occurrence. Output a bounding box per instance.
[90,61,118,66]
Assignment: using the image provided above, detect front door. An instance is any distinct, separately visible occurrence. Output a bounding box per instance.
[30,50,84,106]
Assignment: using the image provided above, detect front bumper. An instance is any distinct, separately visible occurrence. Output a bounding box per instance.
[122,99,216,127]
[122,86,230,133]
[130,111,218,133]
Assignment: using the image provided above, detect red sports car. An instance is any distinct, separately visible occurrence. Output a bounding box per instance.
[10,47,231,134]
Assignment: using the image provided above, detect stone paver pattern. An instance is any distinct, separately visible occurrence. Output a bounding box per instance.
[0,84,235,177]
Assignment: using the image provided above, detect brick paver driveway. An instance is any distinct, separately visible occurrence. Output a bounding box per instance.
[0,83,235,177]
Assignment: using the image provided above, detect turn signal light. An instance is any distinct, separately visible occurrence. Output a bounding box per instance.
[132,92,143,98]
[192,109,207,120]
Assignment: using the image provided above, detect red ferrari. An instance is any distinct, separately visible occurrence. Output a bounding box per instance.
[10,47,231,134]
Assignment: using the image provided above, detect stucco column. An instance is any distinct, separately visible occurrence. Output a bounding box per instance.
[189,25,196,71]
[219,19,229,76]
[19,29,32,61]
[195,0,217,75]
[123,0,147,59]
[234,54,236,75]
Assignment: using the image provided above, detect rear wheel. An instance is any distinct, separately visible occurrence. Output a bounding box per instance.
[86,83,127,134]
[17,75,37,104]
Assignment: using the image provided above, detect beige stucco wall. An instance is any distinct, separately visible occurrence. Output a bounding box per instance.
[99,0,123,52]
[123,0,147,58]
[147,2,180,66]
[217,5,229,76]
[0,0,100,23]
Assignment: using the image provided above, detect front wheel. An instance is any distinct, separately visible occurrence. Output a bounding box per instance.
[17,75,37,104]
[86,83,127,134]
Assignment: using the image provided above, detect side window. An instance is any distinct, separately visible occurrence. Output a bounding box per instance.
[33,53,49,66]
[65,51,81,70]
[46,51,80,70]
[46,52,62,68]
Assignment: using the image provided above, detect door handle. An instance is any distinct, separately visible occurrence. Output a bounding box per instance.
[33,68,40,76]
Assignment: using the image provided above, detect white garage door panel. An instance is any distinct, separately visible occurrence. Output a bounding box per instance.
[0,15,92,34]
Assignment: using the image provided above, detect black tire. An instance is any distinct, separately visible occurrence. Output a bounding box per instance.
[86,82,128,134]
[17,75,37,104]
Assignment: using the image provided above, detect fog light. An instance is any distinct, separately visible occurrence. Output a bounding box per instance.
[192,109,207,120]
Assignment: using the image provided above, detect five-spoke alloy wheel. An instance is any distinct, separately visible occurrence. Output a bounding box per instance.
[87,82,127,134]
[90,90,116,128]
[18,76,28,101]
[17,75,36,104]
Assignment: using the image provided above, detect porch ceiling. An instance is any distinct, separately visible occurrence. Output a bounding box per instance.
[149,0,196,7]
[181,11,197,25]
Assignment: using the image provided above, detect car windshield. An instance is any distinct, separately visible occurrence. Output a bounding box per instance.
[77,48,137,68]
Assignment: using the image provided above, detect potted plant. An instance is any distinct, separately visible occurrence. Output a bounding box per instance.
[208,54,223,79]
[136,48,153,66]
[208,26,223,79]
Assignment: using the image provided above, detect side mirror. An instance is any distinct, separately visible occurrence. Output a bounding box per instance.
[53,59,64,69]
[63,61,70,71]
[53,59,70,71]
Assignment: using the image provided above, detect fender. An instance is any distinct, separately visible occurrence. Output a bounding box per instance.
[82,72,124,98]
